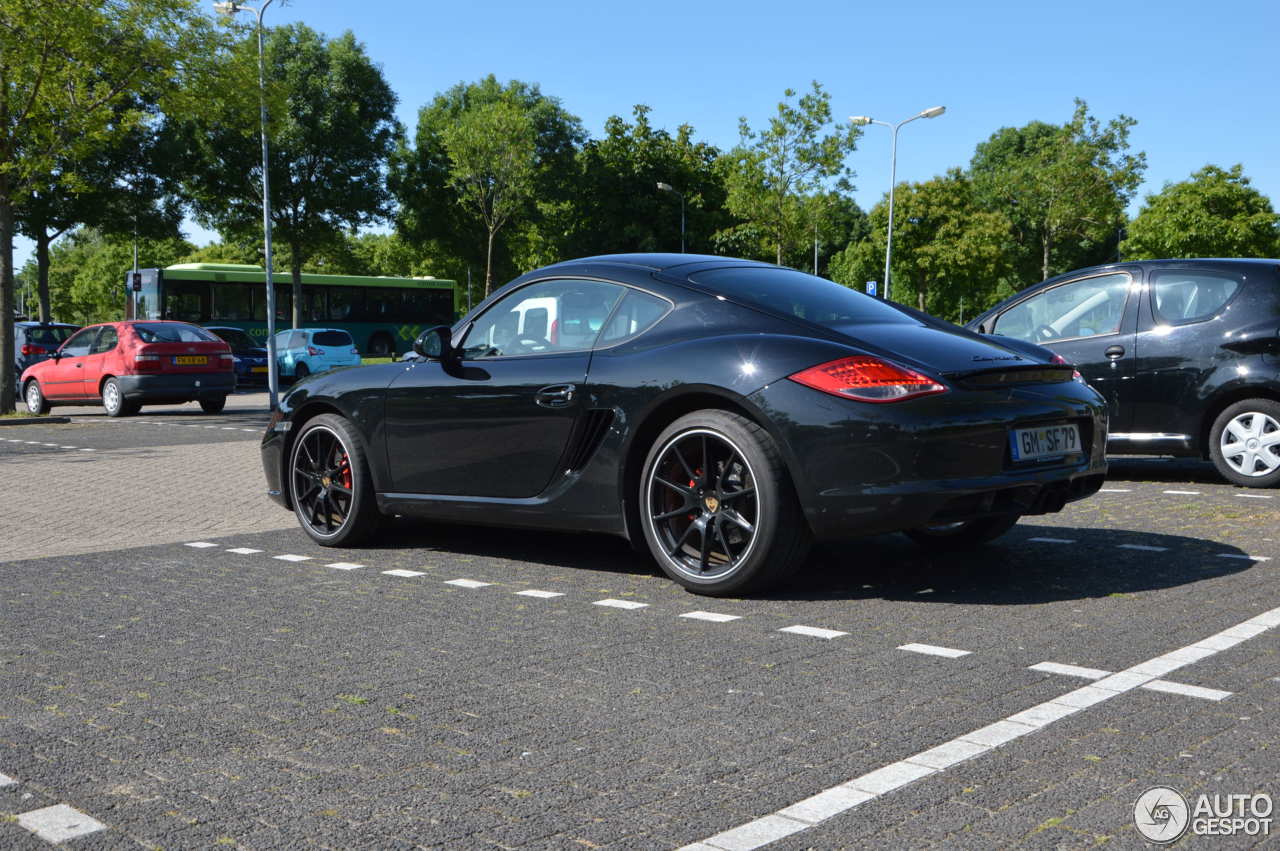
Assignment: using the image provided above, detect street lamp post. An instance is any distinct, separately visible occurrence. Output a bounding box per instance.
[655,182,685,253]
[850,106,945,302]
[214,0,280,411]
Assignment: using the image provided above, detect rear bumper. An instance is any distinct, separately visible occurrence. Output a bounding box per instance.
[116,372,236,402]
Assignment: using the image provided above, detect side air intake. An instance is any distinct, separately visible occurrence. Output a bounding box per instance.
[564,409,615,472]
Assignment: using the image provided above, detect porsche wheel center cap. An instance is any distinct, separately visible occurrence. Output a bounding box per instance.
[703,495,720,513]
[321,476,332,488]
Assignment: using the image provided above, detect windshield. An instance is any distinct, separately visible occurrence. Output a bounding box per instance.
[134,322,219,343]
[210,327,258,349]
[25,326,76,346]
[689,267,916,327]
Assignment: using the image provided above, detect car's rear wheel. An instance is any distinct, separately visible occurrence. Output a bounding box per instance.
[293,362,310,381]
[904,514,1021,550]
[24,379,49,415]
[102,378,133,418]
[200,395,226,414]
[639,410,810,596]
[1209,399,1280,488]
[289,413,381,546]
[367,332,393,357]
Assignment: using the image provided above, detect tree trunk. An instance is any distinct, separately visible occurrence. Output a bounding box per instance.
[36,230,51,323]
[1042,231,1052,281]
[0,185,17,415]
[485,226,496,297]
[917,286,926,313]
[290,253,303,329]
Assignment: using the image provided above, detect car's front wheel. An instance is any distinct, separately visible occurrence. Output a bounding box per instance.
[1209,399,1280,488]
[639,410,810,596]
[903,514,1021,550]
[24,379,49,415]
[289,413,382,546]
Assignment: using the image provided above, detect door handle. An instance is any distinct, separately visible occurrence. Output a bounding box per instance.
[1104,345,1125,359]
[535,384,576,408]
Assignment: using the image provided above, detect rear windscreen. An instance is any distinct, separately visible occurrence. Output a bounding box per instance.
[689,267,916,327]
[312,330,352,347]
[211,328,257,349]
[25,326,76,345]
[134,323,219,343]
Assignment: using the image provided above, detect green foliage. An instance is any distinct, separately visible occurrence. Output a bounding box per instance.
[1122,164,1280,259]
[971,99,1146,283]
[831,170,1013,321]
[719,82,860,265]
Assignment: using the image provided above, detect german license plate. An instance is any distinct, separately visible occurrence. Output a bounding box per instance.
[1010,423,1081,462]
[173,355,207,365]
[251,366,267,373]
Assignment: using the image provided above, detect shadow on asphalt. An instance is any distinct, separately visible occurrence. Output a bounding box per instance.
[1105,455,1237,486]
[354,517,1251,605]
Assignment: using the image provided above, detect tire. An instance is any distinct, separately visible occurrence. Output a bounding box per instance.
[199,395,227,415]
[102,378,132,418]
[904,514,1021,550]
[24,379,49,415]
[294,362,310,380]
[288,413,382,546]
[638,410,810,596]
[367,333,393,357]
[1209,398,1280,488]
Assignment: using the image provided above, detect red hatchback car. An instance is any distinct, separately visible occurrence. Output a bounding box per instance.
[20,320,236,417]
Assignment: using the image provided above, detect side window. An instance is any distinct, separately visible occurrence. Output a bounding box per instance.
[164,280,210,322]
[993,273,1131,343]
[214,284,253,320]
[90,326,118,355]
[60,327,98,357]
[461,279,625,359]
[1150,271,1241,325]
[329,286,363,321]
[597,290,671,345]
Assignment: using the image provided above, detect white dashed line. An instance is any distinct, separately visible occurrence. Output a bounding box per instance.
[59,445,75,449]
[1028,661,1110,680]
[78,447,94,452]
[1027,537,1075,544]
[516,589,565,598]
[1163,489,1200,495]
[221,427,238,430]
[1218,553,1271,562]
[680,611,742,623]
[444,578,492,589]
[1235,493,1272,499]
[898,643,971,659]
[687,603,1280,850]
[593,598,649,610]
[273,554,312,562]
[17,804,107,843]
[325,562,364,570]
[1142,680,1233,701]
[1099,488,1131,493]
[779,625,848,640]
[41,442,57,446]
[184,542,217,548]
[383,569,425,577]
[225,547,263,555]
[1118,544,1168,552]
[0,772,15,787]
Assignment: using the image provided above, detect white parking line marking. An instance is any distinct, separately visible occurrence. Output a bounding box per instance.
[516,589,565,598]
[779,625,848,640]
[444,578,492,588]
[325,562,364,570]
[204,425,219,429]
[59,445,75,449]
[593,598,649,610]
[1028,661,1110,680]
[685,601,1280,850]
[24,441,38,444]
[41,442,57,446]
[221,427,238,430]
[225,547,262,555]
[681,611,743,623]
[383,569,425,577]
[1118,544,1168,552]
[273,554,312,562]
[1144,680,1233,701]
[898,643,971,658]
[16,804,106,843]
[240,428,257,433]
[78,447,94,452]
[1027,537,1075,544]
[1163,489,1200,495]
[0,772,15,786]
[1099,487,1131,492]
[1235,492,1272,499]
[184,542,217,548]
[1218,553,1271,562]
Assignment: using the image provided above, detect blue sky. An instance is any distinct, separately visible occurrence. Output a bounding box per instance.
[17,0,1279,270]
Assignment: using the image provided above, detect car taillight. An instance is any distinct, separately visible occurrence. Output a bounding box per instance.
[134,351,162,372]
[789,356,948,403]
[1050,353,1085,383]
[20,344,46,356]
[307,346,321,356]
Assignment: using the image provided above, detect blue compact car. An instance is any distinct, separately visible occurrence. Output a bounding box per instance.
[206,326,270,385]
[273,328,362,380]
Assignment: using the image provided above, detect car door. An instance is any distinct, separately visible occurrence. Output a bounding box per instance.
[43,326,98,400]
[81,324,119,397]
[383,278,626,498]
[988,270,1139,433]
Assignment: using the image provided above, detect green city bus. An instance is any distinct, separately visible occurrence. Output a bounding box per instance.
[124,263,460,356]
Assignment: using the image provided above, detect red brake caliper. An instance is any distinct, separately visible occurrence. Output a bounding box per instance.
[338,453,352,489]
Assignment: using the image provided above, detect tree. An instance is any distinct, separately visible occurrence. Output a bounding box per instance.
[831,170,1013,321]
[1122,164,1279,259]
[719,82,860,265]
[971,99,1146,283]
[179,23,400,328]
[391,75,584,290]
[0,0,210,413]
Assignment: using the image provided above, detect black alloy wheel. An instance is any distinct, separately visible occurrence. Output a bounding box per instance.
[640,410,809,596]
[289,413,381,546]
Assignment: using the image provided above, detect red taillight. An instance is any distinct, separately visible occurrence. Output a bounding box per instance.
[133,347,162,372]
[20,344,46,356]
[1050,353,1085,383]
[307,346,321,356]
[789,356,947,403]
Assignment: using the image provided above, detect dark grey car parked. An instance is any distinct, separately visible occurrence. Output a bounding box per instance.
[968,258,1280,487]
[13,321,79,394]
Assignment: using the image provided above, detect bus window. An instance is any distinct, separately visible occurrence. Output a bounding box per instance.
[165,280,210,322]
[303,288,326,322]
[214,283,253,320]
[364,287,399,320]
[136,276,160,320]
[328,286,363,321]
[252,285,292,321]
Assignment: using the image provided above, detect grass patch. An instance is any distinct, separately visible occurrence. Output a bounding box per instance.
[335,693,369,705]
[361,356,394,365]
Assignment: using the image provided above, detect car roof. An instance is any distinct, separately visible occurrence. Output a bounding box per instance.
[537,253,777,277]
[16,320,78,328]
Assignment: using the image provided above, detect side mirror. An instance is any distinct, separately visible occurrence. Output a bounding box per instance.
[413,325,455,361]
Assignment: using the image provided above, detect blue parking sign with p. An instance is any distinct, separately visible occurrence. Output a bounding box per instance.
[865,281,877,297]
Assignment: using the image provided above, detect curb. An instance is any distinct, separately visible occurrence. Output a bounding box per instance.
[0,416,72,427]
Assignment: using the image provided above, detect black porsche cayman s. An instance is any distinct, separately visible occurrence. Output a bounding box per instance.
[261,254,1107,595]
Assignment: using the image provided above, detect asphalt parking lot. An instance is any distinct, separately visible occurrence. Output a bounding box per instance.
[1,400,1277,848]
